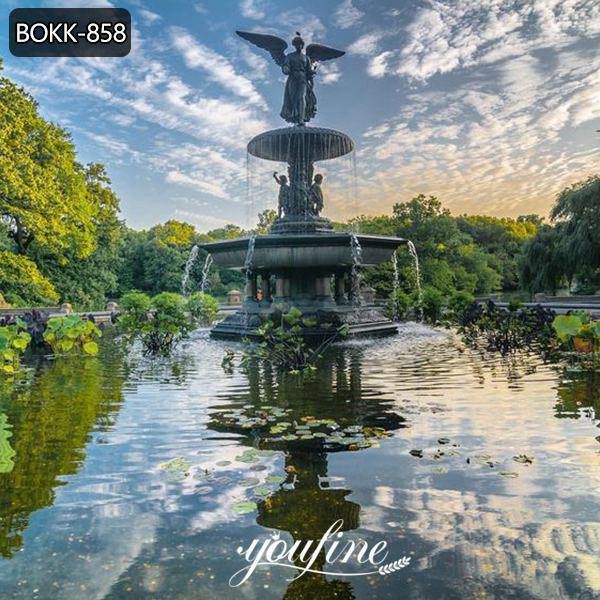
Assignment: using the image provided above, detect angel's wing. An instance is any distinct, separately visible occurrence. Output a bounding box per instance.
[236,31,288,67]
[306,44,345,63]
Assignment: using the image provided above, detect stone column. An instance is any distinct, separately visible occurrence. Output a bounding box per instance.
[274,275,291,304]
[262,272,272,304]
[245,274,257,302]
[335,272,348,305]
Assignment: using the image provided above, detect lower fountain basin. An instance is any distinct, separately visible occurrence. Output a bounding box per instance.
[200,233,407,271]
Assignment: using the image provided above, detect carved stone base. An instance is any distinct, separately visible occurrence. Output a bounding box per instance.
[210,305,398,341]
[270,214,334,234]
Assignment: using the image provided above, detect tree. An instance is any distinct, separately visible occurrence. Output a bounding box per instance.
[256,209,277,233]
[0,73,97,259]
[551,175,600,275]
[519,226,567,294]
[30,164,123,309]
[0,251,59,306]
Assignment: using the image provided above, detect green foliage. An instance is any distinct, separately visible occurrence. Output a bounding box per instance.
[386,289,412,321]
[460,302,557,355]
[243,308,347,374]
[447,290,475,322]
[186,292,219,325]
[0,75,98,259]
[0,320,31,376]
[420,286,444,324]
[30,164,122,310]
[118,291,192,355]
[120,291,152,316]
[551,175,600,270]
[552,314,600,355]
[0,251,59,306]
[520,226,569,294]
[43,316,101,356]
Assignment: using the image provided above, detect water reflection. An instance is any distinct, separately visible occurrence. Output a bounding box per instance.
[0,328,598,599]
[0,347,125,558]
[209,348,408,598]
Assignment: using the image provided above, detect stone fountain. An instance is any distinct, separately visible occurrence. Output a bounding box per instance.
[200,30,406,339]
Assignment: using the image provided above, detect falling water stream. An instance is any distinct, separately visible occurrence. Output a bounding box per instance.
[181,245,199,296]
[350,233,363,304]
[407,240,423,320]
[391,249,400,321]
[199,255,214,294]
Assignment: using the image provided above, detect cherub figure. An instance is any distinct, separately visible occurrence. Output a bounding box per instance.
[309,173,324,215]
[273,172,290,217]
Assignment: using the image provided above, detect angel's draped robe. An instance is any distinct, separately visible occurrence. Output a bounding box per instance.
[281,51,316,124]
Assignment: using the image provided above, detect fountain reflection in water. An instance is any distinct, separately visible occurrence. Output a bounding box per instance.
[407,240,423,320]
[181,244,199,296]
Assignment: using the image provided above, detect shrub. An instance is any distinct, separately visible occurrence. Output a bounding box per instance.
[0,251,59,306]
[386,289,412,321]
[43,315,101,356]
[0,319,31,376]
[120,291,151,318]
[448,290,475,323]
[187,292,219,325]
[118,291,192,355]
[420,286,444,323]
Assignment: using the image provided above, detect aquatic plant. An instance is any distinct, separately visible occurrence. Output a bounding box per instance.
[118,291,193,355]
[186,291,219,325]
[0,319,31,376]
[43,315,101,356]
[242,307,347,374]
[552,313,600,355]
[460,301,556,355]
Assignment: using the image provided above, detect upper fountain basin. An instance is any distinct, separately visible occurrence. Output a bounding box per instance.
[200,233,407,271]
[247,126,354,163]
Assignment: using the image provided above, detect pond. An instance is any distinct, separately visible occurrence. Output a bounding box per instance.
[0,324,599,599]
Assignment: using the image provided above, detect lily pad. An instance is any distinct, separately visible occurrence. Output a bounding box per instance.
[240,477,260,487]
[513,454,534,464]
[216,460,232,467]
[499,471,519,478]
[253,486,271,497]
[232,500,258,515]
[159,457,192,474]
[409,449,423,458]
[265,475,285,484]
[438,438,450,445]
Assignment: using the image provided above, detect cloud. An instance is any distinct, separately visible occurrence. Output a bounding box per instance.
[170,27,265,107]
[379,0,600,81]
[347,31,384,56]
[240,0,266,20]
[138,8,161,25]
[368,51,394,78]
[318,62,342,84]
[276,9,327,40]
[333,0,364,29]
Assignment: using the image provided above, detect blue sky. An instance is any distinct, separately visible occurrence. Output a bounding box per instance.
[1,0,598,231]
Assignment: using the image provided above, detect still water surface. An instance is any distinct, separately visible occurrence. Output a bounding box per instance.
[0,324,598,599]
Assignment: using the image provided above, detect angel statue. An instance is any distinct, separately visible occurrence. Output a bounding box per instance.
[236,30,345,125]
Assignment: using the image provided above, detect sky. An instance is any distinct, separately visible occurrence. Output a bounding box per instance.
[1,0,598,231]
